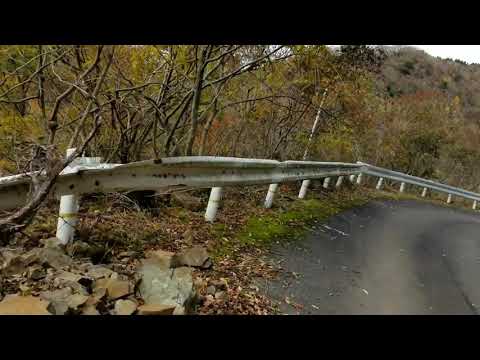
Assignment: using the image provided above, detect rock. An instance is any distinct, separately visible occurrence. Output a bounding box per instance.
[0,294,51,315]
[53,270,90,296]
[183,229,194,245]
[145,250,175,269]
[67,293,89,309]
[138,261,195,311]
[107,279,132,300]
[172,246,212,269]
[206,285,216,295]
[82,305,100,315]
[55,270,83,283]
[40,287,89,314]
[211,278,228,290]
[118,251,136,259]
[34,247,72,270]
[22,250,39,266]
[66,241,91,257]
[76,262,94,273]
[28,265,46,280]
[94,275,132,300]
[40,237,64,249]
[114,299,137,315]
[85,287,107,306]
[86,265,114,280]
[137,304,176,315]
[171,192,203,212]
[1,250,27,276]
[40,287,73,315]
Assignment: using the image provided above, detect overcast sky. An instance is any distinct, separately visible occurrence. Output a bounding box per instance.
[410,45,480,64]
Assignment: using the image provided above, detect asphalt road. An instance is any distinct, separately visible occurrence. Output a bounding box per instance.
[260,200,480,315]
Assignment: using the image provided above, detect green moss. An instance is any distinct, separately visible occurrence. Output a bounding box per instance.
[211,189,378,260]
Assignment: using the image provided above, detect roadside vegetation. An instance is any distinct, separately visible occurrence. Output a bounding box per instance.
[2,44,480,314]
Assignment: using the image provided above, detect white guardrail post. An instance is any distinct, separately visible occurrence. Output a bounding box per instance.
[335,176,344,188]
[356,173,363,185]
[298,179,310,199]
[376,177,384,190]
[399,182,406,193]
[56,148,79,245]
[447,194,452,204]
[205,187,223,222]
[349,174,356,183]
[473,200,477,210]
[323,177,330,189]
[264,183,279,209]
[421,188,428,197]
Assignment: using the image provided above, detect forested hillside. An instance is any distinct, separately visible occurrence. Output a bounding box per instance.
[1,45,480,233]
[377,46,480,122]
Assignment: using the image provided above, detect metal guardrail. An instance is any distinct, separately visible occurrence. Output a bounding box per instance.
[0,157,365,211]
[359,162,480,203]
[1,154,480,243]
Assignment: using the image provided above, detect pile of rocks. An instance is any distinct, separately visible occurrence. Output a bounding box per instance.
[0,238,213,315]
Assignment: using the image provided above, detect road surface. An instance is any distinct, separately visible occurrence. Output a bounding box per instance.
[260,200,480,314]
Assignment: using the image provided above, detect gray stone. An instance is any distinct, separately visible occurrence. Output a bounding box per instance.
[211,278,228,290]
[40,287,73,315]
[85,287,107,306]
[34,247,72,270]
[67,293,89,309]
[86,265,114,279]
[114,299,137,315]
[182,229,194,245]
[145,250,175,269]
[118,251,136,259]
[172,246,212,269]
[53,270,90,296]
[206,285,216,295]
[40,237,64,249]
[40,287,89,314]
[94,275,132,300]
[138,261,195,310]
[1,250,27,276]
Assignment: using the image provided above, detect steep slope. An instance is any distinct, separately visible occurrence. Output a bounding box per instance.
[376,46,480,124]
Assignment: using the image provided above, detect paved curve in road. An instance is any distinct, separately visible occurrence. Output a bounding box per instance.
[260,200,480,315]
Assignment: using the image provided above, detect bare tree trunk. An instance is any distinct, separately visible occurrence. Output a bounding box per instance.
[198,101,218,156]
[185,46,211,156]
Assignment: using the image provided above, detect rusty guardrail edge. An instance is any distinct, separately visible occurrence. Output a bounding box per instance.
[0,156,365,211]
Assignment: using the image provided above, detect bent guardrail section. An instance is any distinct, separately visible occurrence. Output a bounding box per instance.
[1,154,480,244]
[0,157,365,211]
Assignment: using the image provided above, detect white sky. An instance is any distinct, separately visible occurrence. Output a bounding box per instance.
[410,45,480,64]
